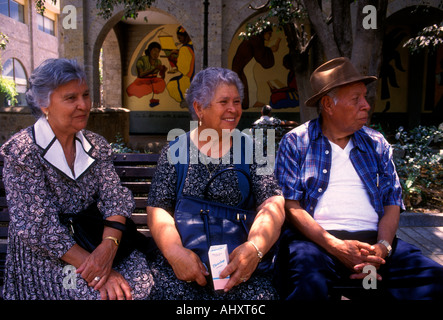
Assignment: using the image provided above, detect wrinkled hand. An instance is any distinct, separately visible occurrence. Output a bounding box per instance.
[76,241,117,289]
[351,243,387,281]
[98,269,133,300]
[219,242,260,292]
[333,239,385,280]
[167,245,209,286]
[334,240,384,269]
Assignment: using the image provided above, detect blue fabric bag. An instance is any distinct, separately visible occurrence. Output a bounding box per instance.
[171,132,274,272]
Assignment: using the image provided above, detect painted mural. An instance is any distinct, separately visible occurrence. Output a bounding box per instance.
[124,25,195,111]
[126,41,167,107]
[374,24,443,118]
[229,25,299,112]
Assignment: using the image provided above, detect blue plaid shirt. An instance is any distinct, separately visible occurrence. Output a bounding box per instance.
[275,117,405,219]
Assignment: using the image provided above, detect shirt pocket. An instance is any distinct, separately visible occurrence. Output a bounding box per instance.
[372,171,392,197]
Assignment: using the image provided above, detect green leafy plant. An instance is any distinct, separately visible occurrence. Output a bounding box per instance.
[403,22,443,55]
[0,77,18,106]
[392,125,443,211]
[110,133,139,153]
[36,0,154,21]
[0,32,18,106]
[239,0,305,39]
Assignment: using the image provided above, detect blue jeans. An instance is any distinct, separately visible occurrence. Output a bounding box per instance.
[274,228,443,300]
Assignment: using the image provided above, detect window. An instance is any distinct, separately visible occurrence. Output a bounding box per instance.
[0,0,25,23]
[37,14,55,36]
[2,58,27,106]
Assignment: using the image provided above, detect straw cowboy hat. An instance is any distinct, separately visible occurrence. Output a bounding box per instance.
[305,57,377,107]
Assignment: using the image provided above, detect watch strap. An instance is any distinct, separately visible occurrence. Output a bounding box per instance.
[377,239,392,257]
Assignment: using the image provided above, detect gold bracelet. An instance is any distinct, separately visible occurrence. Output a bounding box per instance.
[248,240,263,262]
[103,236,120,247]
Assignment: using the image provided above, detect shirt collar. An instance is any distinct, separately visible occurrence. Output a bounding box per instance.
[33,117,96,180]
[308,117,324,141]
[351,129,370,153]
[309,116,368,152]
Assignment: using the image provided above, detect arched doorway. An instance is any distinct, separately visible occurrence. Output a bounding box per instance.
[97,9,196,134]
[373,4,443,129]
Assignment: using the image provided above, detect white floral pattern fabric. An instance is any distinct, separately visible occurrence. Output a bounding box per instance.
[0,120,154,300]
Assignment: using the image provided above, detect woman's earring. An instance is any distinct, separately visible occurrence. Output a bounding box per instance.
[45,112,49,120]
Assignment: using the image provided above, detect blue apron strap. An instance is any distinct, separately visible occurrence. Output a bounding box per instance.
[170,131,190,198]
[234,132,255,209]
[172,130,255,208]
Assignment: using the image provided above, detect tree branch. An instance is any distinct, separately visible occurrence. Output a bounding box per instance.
[302,0,340,59]
[332,0,352,58]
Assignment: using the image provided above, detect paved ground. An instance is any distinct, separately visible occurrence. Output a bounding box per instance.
[397,227,443,265]
[398,212,443,265]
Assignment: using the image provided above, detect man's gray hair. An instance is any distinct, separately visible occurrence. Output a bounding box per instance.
[26,58,87,118]
[317,87,339,113]
[185,67,244,120]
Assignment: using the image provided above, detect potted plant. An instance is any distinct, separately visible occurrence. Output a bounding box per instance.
[0,75,18,107]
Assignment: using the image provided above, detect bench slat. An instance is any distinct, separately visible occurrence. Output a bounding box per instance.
[114,166,157,179]
[0,228,8,238]
[0,243,7,254]
[112,153,160,165]
[121,182,151,194]
[131,213,148,225]
[134,198,148,210]
[0,210,8,222]
[0,198,6,209]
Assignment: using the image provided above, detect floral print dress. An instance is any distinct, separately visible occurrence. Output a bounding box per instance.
[0,118,154,300]
[146,135,282,300]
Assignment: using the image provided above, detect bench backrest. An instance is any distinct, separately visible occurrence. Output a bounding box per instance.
[0,152,159,295]
[112,153,159,236]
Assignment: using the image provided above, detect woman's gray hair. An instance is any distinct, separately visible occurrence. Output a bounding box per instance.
[26,58,87,118]
[185,67,244,120]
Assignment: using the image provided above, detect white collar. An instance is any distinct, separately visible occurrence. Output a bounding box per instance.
[33,117,96,180]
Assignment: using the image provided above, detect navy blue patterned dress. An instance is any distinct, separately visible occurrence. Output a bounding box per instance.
[146,137,282,300]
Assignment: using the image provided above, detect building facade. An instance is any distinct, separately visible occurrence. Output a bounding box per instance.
[1,0,442,145]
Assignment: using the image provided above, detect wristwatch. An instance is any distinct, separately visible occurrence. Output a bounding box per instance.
[377,240,392,257]
[104,236,120,247]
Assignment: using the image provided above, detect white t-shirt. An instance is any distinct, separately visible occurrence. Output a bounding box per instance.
[314,138,379,231]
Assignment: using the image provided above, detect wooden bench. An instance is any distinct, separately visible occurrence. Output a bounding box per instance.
[3,152,438,300]
[0,152,382,301]
[0,152,159,299]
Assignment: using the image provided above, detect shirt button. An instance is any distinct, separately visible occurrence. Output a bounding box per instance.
[323,169,328,174]
[318,188,323,192]
[325,150,330,155]
[310,206,314,211]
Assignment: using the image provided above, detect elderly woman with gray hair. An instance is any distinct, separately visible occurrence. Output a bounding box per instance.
[0,58,154,300]
[146,67,285,299]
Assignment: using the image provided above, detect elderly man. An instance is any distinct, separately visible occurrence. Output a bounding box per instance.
[275,57,443,300]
